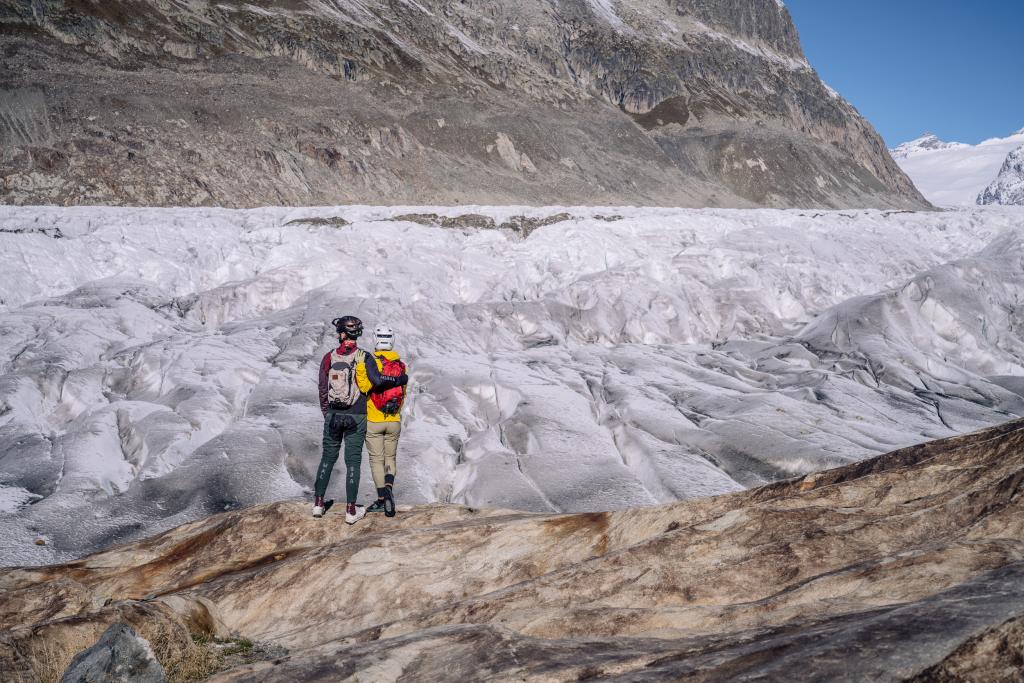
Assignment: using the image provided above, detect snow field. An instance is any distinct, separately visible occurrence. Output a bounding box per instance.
[1,204,1023,565]
[894,130,1024,206]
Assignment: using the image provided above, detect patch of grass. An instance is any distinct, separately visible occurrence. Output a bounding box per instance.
[153,629,220,683]
[164,643,220,683]
[22,637,79,683]
[16,624,272,683]
[219,637,254,656]
[174,635,276,679]
[190,633,211,646]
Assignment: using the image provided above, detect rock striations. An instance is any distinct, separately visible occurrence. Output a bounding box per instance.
[0,0,926,209]
[2,418,1023,681]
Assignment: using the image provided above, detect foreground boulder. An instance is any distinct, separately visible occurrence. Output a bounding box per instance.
[2,418,1023,680]
[60,623,165,683]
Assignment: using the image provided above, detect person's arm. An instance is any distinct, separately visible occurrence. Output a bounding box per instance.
[356,353,374,394]
[362,352,408,390]
[318,353,331,415]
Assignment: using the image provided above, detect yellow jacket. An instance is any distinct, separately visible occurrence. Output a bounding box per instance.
[356,350,406,422]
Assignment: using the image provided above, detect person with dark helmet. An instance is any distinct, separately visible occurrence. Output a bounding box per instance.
[361,324,408,518]
[314,315,407,523]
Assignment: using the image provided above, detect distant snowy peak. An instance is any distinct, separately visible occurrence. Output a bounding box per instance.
[890,133,967,160]
[891,127,1024,206]
[977,144,1024,206]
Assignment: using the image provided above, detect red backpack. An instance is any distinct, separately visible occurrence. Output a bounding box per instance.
[370,355,407,415]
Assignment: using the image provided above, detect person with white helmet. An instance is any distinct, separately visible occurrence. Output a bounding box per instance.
[356,323,408,517]
[315,315,407,523]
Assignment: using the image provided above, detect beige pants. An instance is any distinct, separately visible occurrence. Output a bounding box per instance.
[365,420,401,488]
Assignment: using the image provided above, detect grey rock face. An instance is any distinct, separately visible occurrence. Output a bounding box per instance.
[0,0,927,209]
[977,144,1024,205]
[60,622,165,683]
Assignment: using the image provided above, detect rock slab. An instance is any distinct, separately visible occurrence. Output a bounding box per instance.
[3,418,1022,681]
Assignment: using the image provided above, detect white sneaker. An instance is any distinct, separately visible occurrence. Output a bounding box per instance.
[345,505,366,525]
[312,503,325,518]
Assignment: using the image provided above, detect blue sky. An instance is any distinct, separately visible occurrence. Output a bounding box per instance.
[784,0,1024,146]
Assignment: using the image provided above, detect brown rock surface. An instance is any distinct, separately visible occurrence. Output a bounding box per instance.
[2,418,1023,681]
[0,0,928,209]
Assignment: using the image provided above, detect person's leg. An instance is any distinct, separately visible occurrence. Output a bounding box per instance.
[314,414,342,499]
[365,420,389,512]
[383,421,401,487]
[365,421,387,490]
[343,415,368,505]
[382,421,401,516]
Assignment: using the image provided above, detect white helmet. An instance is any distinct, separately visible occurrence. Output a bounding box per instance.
[374,324,395,351]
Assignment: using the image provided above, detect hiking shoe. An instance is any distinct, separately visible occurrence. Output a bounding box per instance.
[383,487,396,518]
[312,496,326,518]
[345,504,366,525]
[366,499,387,513]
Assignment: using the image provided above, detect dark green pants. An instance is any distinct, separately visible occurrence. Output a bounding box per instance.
[314,412,367,503]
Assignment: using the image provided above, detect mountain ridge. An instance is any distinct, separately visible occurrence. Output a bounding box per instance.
[978,143,1024,206]
[890,132,969,160]
[0,0,927,209]
[891,127,1024,206]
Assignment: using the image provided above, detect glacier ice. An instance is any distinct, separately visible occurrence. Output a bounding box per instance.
[1,204,1023,565]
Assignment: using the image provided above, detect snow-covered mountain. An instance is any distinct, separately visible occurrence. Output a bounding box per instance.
[892,128,1024,206]
[978,143,1024,206]
[2,205,1023,566]
[890,133,969,159]
[0,0,925,209]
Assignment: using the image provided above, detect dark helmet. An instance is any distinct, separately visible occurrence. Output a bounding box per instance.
[332,315,363,339]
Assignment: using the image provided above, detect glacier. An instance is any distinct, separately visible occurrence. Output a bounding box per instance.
[1,204,1023,566]
[893,129,1024,206]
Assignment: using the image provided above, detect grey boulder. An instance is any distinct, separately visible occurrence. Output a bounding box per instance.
[60,623,165,683]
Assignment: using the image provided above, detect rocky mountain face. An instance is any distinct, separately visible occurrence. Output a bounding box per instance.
[0,0,927,209]
[3,418,1023,681]
[978,144,1024,206]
